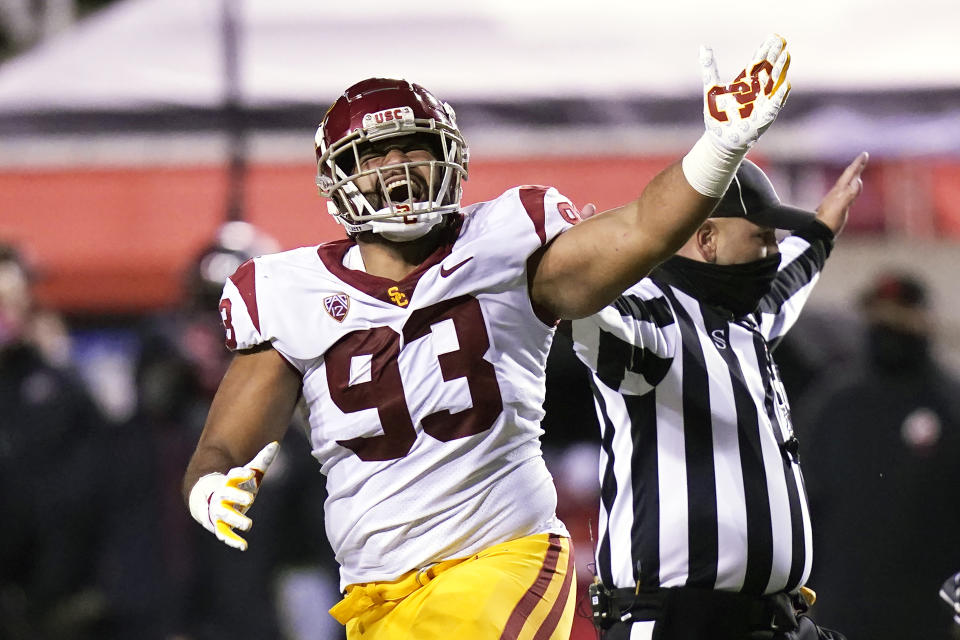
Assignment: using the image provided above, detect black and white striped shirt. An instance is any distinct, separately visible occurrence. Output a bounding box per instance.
[570,224,833,597]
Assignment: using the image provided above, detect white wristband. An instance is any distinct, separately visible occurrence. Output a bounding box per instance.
[681,133,747,198]
[188,472,226,534]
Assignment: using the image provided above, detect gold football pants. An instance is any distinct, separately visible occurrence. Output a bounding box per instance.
[329,533,576,639]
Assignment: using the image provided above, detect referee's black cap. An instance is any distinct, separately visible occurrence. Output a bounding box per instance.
[711,160,816,231]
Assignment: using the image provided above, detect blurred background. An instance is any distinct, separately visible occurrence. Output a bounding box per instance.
[1,0,958,638]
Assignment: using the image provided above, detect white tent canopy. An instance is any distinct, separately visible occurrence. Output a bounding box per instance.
[0,0,957,111]
[0,0,958,164]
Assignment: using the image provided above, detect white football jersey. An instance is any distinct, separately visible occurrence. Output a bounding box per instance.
[219,186,578,588]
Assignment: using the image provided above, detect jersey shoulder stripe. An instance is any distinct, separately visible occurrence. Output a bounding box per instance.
[519,186,550,245]
[464,186,579,250]
[228,258,260,333]
[219,246,327,352]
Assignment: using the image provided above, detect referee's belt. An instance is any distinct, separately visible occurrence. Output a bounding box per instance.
[592,584,814,631]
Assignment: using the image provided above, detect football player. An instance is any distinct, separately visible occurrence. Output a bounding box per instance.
[183,35,792,639]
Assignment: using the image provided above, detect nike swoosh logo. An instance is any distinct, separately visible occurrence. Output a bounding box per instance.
[439,256,473,277]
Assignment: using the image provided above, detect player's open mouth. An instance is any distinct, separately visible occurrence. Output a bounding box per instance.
[383,176,424,203]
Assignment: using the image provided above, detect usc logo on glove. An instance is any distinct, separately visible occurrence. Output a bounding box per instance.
[707,59,783,122]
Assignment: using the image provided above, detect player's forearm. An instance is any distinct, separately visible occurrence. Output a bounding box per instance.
[181,347,301,504]
[182,441,244,505]
[628,161,720,263]
[588,167,716,307]
[536,162,717,319]
[182,418,291,506]
[536,35,793,320]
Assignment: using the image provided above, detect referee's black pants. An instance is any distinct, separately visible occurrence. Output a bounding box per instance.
[599,587,846,640]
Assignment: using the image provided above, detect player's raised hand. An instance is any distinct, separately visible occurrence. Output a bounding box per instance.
[188,441,279,551]
[683,34,792,198]
[700,34,791,152]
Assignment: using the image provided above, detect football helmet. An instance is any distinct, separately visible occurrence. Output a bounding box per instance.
[315,78,469,241]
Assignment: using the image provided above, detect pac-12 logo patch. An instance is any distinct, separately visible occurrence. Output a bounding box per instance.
[324,293,350,322]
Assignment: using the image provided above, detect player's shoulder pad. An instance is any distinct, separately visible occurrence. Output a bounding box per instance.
[219,257,262,351]
[255,245,324,269]
[472,185,582,248]
[217,247,319,351]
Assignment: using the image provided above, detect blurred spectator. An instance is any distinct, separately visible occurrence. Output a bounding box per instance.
[544,442,603,640]
[93,223,341,639]
[798,271,960,639]
[770,307,860,402]
[0,242,108,639]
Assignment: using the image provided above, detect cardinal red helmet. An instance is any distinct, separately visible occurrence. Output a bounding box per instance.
[314,78,469,239]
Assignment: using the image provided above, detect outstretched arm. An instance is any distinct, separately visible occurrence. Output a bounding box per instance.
[758,152,868,342]
[182,344,301,550]
[532,34,792,319]
[533,163,712,318]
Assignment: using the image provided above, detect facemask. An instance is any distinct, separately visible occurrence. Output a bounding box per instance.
[657,253,782,317]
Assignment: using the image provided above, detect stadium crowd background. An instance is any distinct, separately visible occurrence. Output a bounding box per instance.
[1,1,958,638]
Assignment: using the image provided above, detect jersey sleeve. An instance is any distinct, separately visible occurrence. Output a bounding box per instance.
[570,282,679,396]
[461,186,581,324]
[515,185,582,248]
[218,258,267,351]
[757,221,835,344]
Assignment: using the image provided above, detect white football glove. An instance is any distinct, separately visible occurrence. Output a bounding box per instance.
[188,441,279,551]
[683,33,792,197]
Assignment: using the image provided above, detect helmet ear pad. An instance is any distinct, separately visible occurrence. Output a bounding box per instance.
[314,79,469,238]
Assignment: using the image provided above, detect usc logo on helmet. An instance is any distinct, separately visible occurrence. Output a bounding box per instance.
[362,107,414,130]
[387,286,409,307]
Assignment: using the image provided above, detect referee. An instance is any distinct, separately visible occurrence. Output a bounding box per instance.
[570,154,867,640]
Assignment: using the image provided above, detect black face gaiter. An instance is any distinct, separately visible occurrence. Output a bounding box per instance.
[657,253,782,317]
[867,324,930,372]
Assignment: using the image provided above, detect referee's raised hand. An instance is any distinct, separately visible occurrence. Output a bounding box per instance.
[815,151,869,236]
